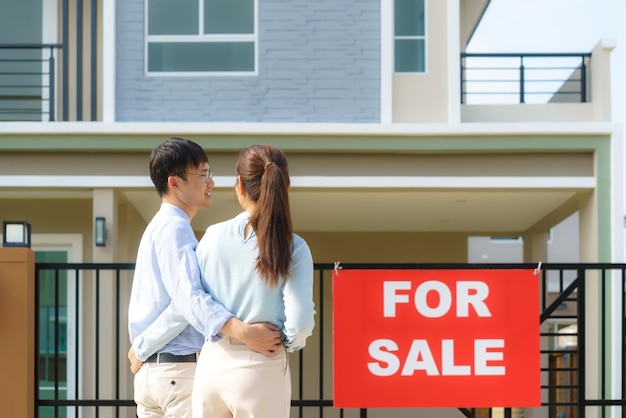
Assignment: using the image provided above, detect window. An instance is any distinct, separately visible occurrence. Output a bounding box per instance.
[146,0,257,74]
[489,236,522,243]
[394,0,426,73]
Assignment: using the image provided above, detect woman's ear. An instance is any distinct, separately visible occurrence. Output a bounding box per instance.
[236,176,244,194]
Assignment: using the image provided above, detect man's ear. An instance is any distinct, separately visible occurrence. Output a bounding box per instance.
[167,175,180,191]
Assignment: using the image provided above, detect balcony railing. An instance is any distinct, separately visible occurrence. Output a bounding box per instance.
[461,52,591,105]
[0,44,61,122]
[0,0,99,122]
[0,48,594,121]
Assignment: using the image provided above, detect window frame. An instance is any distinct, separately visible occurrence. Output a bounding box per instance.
[144,0,259,76]
[393,0,427,74]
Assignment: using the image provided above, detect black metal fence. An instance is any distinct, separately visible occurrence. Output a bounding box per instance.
[35,262,626,418]
[460,53,591,105]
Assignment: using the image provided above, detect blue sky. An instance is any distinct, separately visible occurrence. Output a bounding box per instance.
[467,0,626,123]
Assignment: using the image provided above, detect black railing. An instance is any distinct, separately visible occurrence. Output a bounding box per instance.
[35,262,626,418]
[0,44,61,122]
[461,53,591,105]
[1,1,99,122]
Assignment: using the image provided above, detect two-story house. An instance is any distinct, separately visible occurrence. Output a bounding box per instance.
[0,1,622,417]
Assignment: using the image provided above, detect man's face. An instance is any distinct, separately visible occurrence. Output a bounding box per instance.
[177,162,215,211]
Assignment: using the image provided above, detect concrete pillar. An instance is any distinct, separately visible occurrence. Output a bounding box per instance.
[0,248,35,418]
[91,189,118,418]
[578,191,598,263]
[578,191,600,417]
[590,38,616,122]
[522,231,549,263]
[521,231,548,418]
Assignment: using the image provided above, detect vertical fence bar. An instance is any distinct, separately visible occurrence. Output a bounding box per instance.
[95,269,100,418]
[54,268,60,418]
[577,268,586,418]
[115,271,121,418]
[623,269,626,413]
[35,266,41,418]
[601,269,607,418]
[74,269,80,418]
[297,348,304,416]
[318,268,325,418]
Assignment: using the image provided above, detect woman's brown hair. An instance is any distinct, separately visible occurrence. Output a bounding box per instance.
[237,144,293,287]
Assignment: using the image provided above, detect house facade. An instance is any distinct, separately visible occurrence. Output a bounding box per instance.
[0,0,623,417]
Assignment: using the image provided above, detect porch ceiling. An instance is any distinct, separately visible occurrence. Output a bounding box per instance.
[122,187,579,235]
[0,186,581,239]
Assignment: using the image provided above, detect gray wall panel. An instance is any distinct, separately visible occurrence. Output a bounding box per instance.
[116,0,380,122]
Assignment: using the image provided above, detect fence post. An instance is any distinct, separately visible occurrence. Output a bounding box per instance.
[576,268,586,418]
[0,248,35,417]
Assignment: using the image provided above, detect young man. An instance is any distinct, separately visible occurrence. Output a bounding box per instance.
[128,137,281,418]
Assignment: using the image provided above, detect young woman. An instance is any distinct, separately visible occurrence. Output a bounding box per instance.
[192,144,316,418]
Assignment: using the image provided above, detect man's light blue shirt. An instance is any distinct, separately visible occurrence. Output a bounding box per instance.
[196,211,316,352]
[128,203,233,360]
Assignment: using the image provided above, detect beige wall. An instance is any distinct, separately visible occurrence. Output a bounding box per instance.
[393,0,450,123]
[462,103,596,123]
[288,152,594,177]
[1,199,93,234]
[0,148,595,178]
[118,194,148,262]
[301,231,468,263]
[57,0,102,121]
[0,197,146,263]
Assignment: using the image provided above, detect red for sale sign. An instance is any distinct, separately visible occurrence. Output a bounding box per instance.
[333,269,541,408]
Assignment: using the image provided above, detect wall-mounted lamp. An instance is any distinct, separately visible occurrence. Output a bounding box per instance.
[95,217,106,247]
[2,221,32,248]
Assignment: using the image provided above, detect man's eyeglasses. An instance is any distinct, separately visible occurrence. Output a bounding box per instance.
[179,169,213,183]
